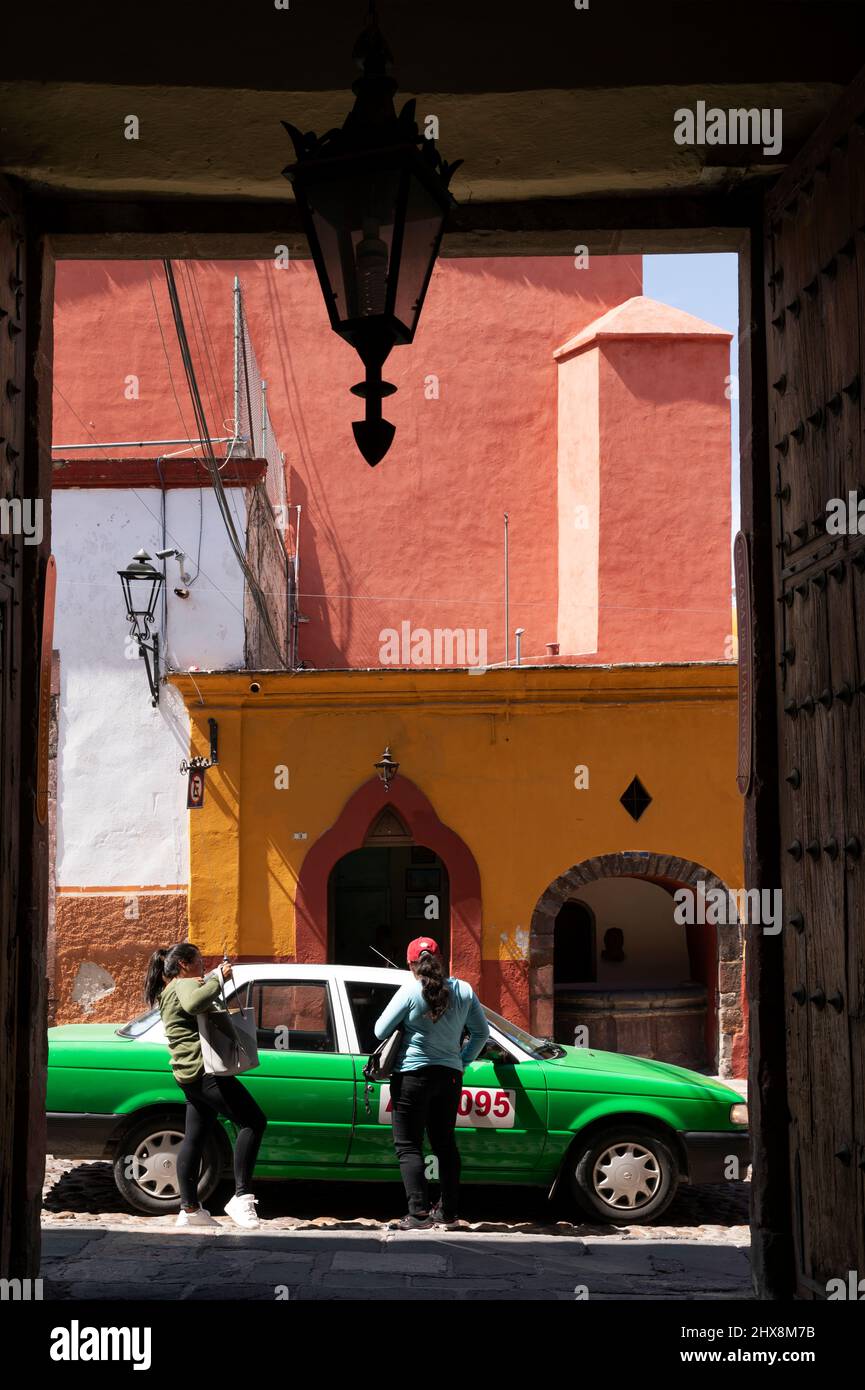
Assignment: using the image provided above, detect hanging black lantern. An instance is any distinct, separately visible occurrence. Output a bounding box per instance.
[282,16,461,466]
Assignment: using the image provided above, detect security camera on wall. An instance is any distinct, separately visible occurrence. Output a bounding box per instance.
[156,547,193,588]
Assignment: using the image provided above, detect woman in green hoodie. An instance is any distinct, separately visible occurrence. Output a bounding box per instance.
[144,942,266,1230]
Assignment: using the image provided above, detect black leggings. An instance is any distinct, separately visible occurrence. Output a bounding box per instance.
[176,1072,267,1209]
[389,1066,463,1216]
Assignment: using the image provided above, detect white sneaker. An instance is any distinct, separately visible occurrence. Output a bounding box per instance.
[224,1194,260,1229]
[175,1206,218,1228]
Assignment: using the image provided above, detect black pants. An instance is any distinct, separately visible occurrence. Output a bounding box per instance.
[176,1072,267,1210]
[389,1066,462,1216]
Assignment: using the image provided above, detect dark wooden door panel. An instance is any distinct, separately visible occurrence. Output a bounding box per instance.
[0,181,26,1275]
[765,80,865,1296]
[0,176,51,1280]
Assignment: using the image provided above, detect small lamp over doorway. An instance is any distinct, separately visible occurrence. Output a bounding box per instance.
[375,745,399,793]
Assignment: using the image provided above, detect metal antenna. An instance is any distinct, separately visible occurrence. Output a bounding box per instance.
[369,945,400,970]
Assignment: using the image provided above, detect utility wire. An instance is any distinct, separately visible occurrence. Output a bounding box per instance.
[178,266,222,453]
[179,263,232,457]
[147,275,201,455]
[52,384,248,635]
[162,259,286,666]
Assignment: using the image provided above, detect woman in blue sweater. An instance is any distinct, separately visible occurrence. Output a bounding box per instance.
[374,936,490,1230]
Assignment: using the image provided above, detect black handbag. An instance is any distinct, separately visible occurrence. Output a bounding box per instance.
[363,1025,404,1083]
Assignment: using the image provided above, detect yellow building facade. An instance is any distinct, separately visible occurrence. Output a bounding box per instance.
[172,662,745,1075]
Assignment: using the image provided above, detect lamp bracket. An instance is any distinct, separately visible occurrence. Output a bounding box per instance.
[180,718,219,774]
[137,632,160,707]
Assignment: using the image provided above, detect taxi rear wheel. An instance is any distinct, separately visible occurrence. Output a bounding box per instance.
[569,1125,678,1225]
[113,1111,225,1215]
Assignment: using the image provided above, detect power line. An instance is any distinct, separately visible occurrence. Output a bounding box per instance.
[162,258,287,667]
[179,263,232,450]
[290,590,731,616]
[147,274,202,455]
[52,384,249,638]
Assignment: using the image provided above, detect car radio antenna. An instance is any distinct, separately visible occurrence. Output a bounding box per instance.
[369,945,400,970]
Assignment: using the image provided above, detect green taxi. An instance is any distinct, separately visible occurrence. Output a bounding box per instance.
[46,963,750,1224]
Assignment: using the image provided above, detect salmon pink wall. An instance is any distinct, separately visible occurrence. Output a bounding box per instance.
[596,335,732,663]
[553,297,733,664]
[53,256,642,669]
[54,263,734,675]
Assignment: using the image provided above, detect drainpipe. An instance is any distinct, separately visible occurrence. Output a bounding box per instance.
[293,502,302,668]
[233,275,242,450]
[515,627,525,666]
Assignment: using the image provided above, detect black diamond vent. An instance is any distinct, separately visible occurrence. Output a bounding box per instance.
[620,775,652,822]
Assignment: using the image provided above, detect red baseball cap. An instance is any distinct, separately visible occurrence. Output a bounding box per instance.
[407,937,440,963]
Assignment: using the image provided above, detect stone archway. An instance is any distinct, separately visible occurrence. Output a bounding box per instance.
[529,851,744,1075]
[295,776,482,990]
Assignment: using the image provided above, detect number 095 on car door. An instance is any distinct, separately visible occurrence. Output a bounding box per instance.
[377,1084,517,1126]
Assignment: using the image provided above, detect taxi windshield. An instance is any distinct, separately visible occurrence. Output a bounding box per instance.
[482,1006,551,1058]
[116,1007,159,1039]
[116,968,229,1038]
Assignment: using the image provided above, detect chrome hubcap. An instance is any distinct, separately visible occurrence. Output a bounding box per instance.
[592,1142,661,1209]
[130,1130,183,1199]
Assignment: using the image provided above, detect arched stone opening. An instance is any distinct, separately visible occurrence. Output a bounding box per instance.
[529,851,744,1076]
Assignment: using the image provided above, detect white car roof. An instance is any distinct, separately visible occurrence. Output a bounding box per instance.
[228,963,412,985]
[132,961,533,1059]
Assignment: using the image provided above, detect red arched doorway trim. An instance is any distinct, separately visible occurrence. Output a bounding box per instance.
[295,777,482,990]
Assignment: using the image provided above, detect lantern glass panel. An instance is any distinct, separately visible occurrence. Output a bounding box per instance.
[308,167,401,328]
[393,173,447,341]
[119,571,160,624]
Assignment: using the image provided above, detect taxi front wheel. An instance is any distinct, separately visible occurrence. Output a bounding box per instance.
[569,1125,679,1225]
[113,1111,224,1215]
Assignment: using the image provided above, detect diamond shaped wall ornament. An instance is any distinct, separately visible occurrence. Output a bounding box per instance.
[620,775,652,822]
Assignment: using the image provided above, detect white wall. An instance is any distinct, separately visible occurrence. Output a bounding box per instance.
[569,877,692,988]
[52,486,247,887]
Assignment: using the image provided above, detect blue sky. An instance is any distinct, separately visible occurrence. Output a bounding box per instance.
[643,253,740,538]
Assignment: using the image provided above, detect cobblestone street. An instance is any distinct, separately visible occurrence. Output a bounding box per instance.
[41,1156,751,1300]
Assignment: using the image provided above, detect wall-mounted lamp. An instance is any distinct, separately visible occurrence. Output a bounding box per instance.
[375,745,399,793]
[514,627,525,666]
[117,549,164,705]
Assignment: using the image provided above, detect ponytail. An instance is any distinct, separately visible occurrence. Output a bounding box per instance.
[415,951,450,1023]
[143,942,200,1008]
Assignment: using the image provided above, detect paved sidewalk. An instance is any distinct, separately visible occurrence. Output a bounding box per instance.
[41,1223,751,1301]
